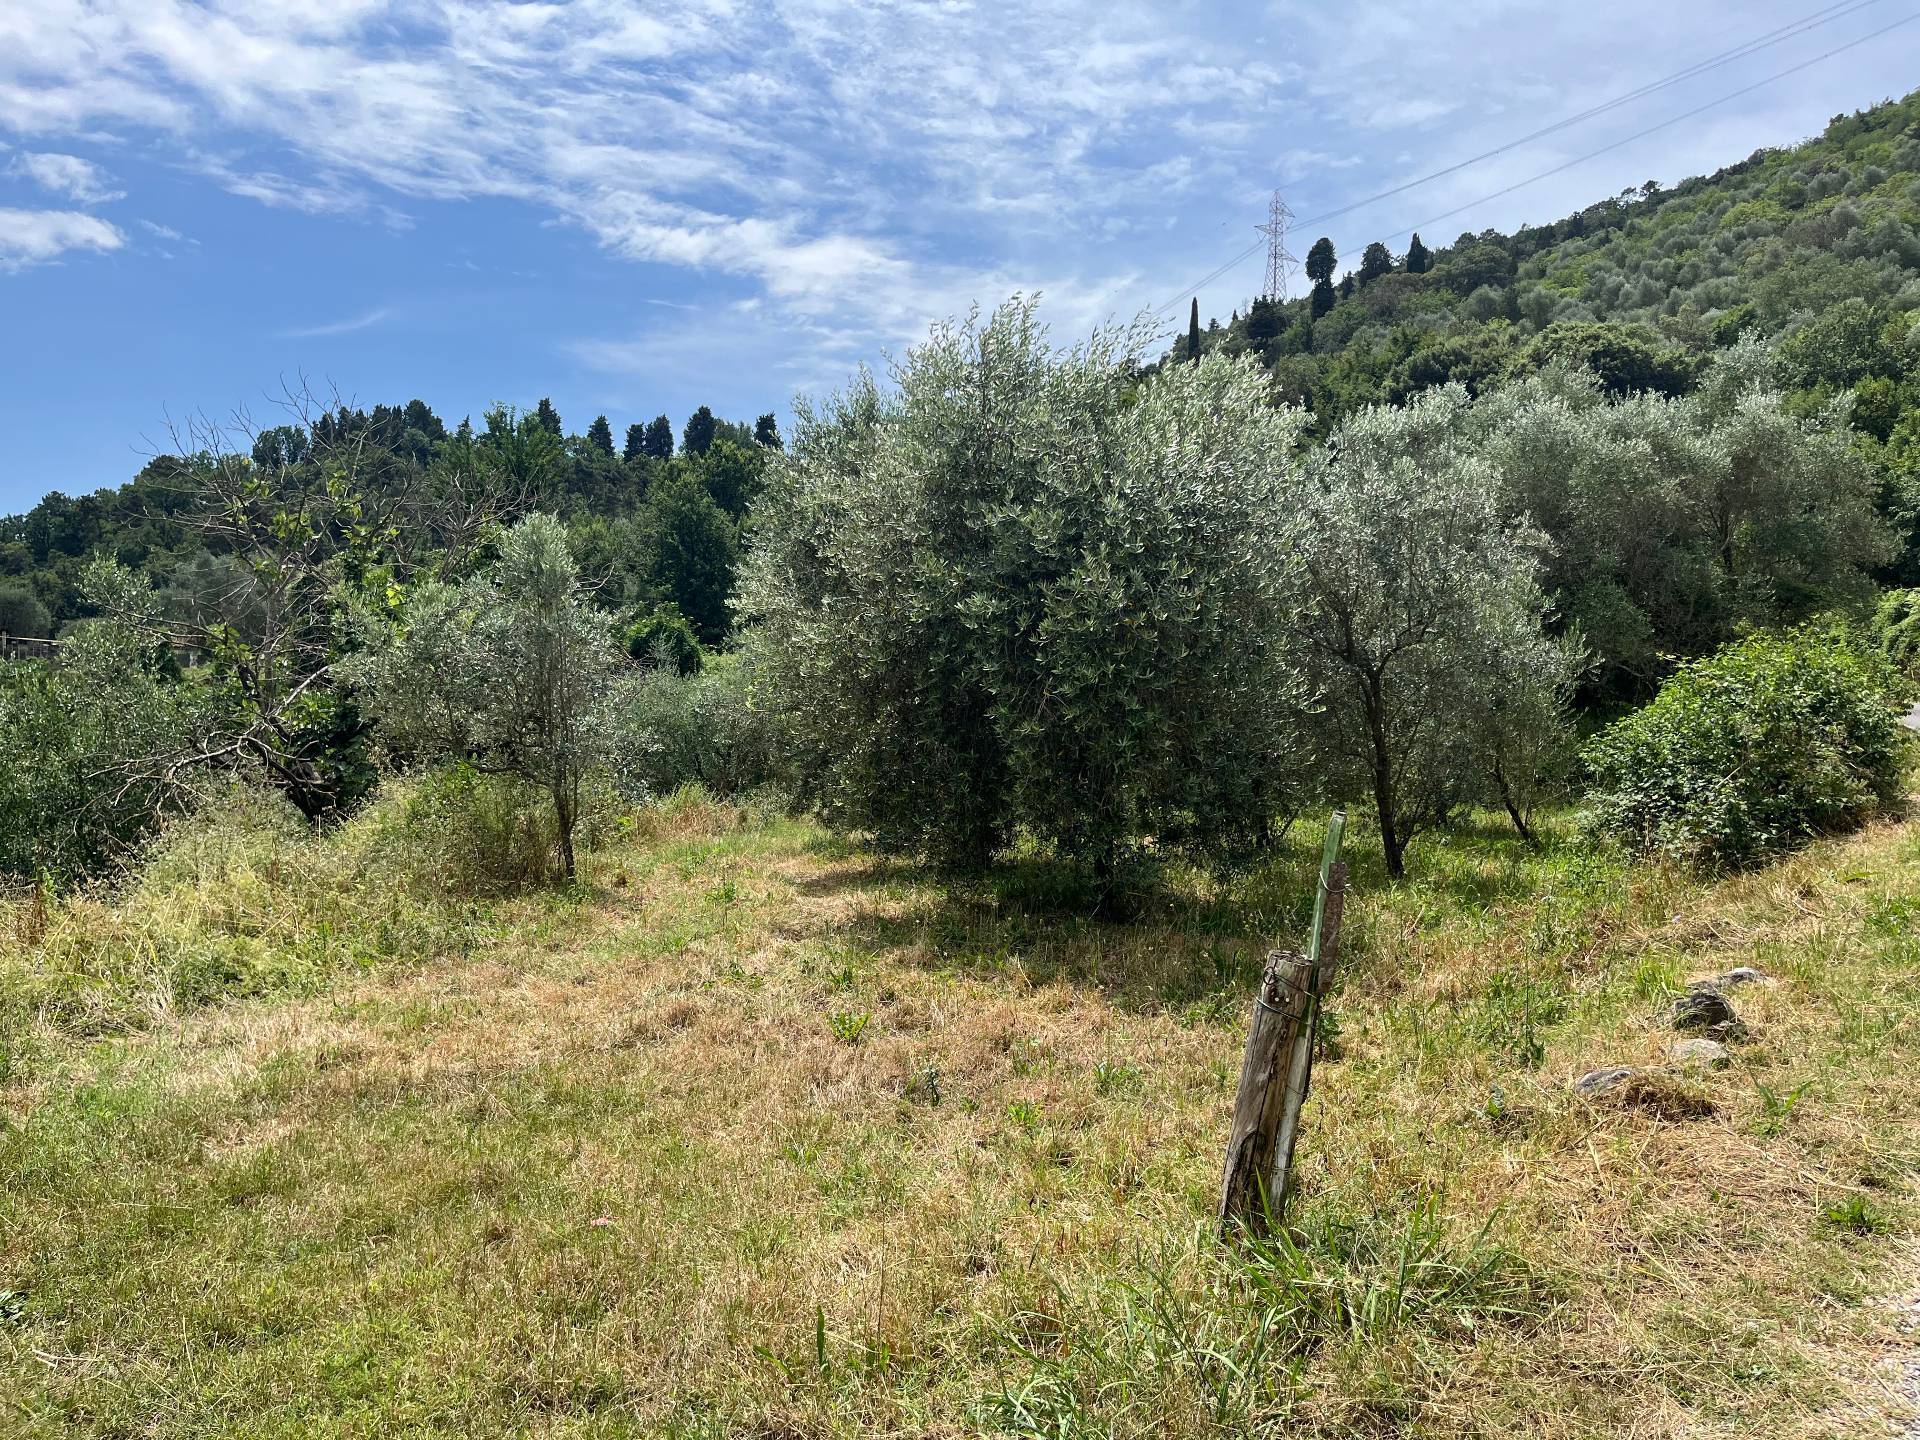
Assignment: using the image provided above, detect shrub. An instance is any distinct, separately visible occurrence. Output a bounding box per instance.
[1582,628,1910,867]
[373,765,564,895]
[609,650,783,801]
[1872,588,1920,681]
[0,588,52,639]
[0,616,202,880]
[620,602,703,675]
[738,298,1316,874]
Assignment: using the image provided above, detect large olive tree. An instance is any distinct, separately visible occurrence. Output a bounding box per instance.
[737,298,1316,876]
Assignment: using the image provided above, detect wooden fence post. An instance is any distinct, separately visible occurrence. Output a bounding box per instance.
[1219,812,1348,1240]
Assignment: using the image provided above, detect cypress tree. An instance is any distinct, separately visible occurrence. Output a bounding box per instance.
[534,397,563,437]
[1405,233,1432,274]
[754,413,783,448]
[586,414,614,454]
[683,405,717,457]
[1357,241,1393,287]
[623,423,646,462]
[643,414,674,461]
[1187,297,1201,364]
[1304,236,1336,286]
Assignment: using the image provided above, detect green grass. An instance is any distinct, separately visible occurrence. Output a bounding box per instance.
[1,787,1917,1436]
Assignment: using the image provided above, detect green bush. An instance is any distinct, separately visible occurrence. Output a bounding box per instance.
[0,587,52,639]
[1582,628,1910,867]
[1872,588,1920,682]
[620,602,703,675]
[373,765,564,895]
[609,650,784,801]
[0,618,202,880]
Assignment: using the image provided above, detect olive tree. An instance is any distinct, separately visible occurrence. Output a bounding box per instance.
[1298,386,1582,878]
[1682,337,1892,611]
[348,514,621,881]
[737,298,1316,877]
[0,574,203,879]
[1476,347,1892,697]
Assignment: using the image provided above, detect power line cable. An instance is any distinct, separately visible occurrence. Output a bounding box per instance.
[1300,0,1885,234]
[1367,9,1920,251]
[1149,0,1901,317]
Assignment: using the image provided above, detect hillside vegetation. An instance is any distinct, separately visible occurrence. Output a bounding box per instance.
[1179,91,1920,585]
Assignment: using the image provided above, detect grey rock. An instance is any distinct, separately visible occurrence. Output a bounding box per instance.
[1667,1037,1731,1069]
[1573,1066,1637,1098]
[1672,987,1746,1039]
[1717,966,1766,988]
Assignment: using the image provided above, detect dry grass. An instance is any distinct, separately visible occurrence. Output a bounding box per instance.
[1,788,1917,1437]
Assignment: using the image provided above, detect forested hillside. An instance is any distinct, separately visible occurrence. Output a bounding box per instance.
[1177,89,1920,582]
[7,93,1920,885]
[0,399,780,638]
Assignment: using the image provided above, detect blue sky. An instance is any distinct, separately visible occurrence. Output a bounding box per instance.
[2,0,1918,510]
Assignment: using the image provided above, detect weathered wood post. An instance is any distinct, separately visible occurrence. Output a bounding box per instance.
[1219,811,1347,1239]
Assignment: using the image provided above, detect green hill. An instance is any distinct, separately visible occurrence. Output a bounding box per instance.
[1178,89,1920,576]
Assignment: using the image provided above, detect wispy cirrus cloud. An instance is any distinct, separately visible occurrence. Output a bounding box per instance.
[0,0,1248,352]
[1,0,1915,392]
[278,305,391,339]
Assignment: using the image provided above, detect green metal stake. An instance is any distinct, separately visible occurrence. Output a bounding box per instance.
[1306,809,1347,973]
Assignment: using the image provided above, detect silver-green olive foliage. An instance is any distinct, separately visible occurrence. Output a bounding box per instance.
[1474,342,1892,692]
[1297,386,1584,879]
[737,298,1317,870]
[347,513,621,881]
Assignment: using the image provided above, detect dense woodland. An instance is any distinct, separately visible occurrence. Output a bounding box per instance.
[0,400,779,643]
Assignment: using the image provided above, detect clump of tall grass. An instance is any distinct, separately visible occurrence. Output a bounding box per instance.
[975,1195,1547,1435]
[0,770,579,1078]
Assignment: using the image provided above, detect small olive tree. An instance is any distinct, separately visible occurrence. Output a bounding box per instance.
[348,514,621,881]
[737,297,1316,876]
[1298,386,1583,878]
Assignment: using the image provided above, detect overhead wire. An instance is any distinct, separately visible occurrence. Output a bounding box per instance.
[1148,0,1908,317]
[1367,8,1920,250]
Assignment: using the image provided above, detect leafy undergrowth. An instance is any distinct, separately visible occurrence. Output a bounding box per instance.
[1,789,1917,1437]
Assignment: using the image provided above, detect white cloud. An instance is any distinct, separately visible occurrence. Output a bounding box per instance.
[279,305,390,339]
[8,150,122,202]
[0,206,124,268]
[0,0,1199,339]
[1,0,1916,388]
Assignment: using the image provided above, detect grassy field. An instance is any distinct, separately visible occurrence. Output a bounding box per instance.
[2,785,1917,1437]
